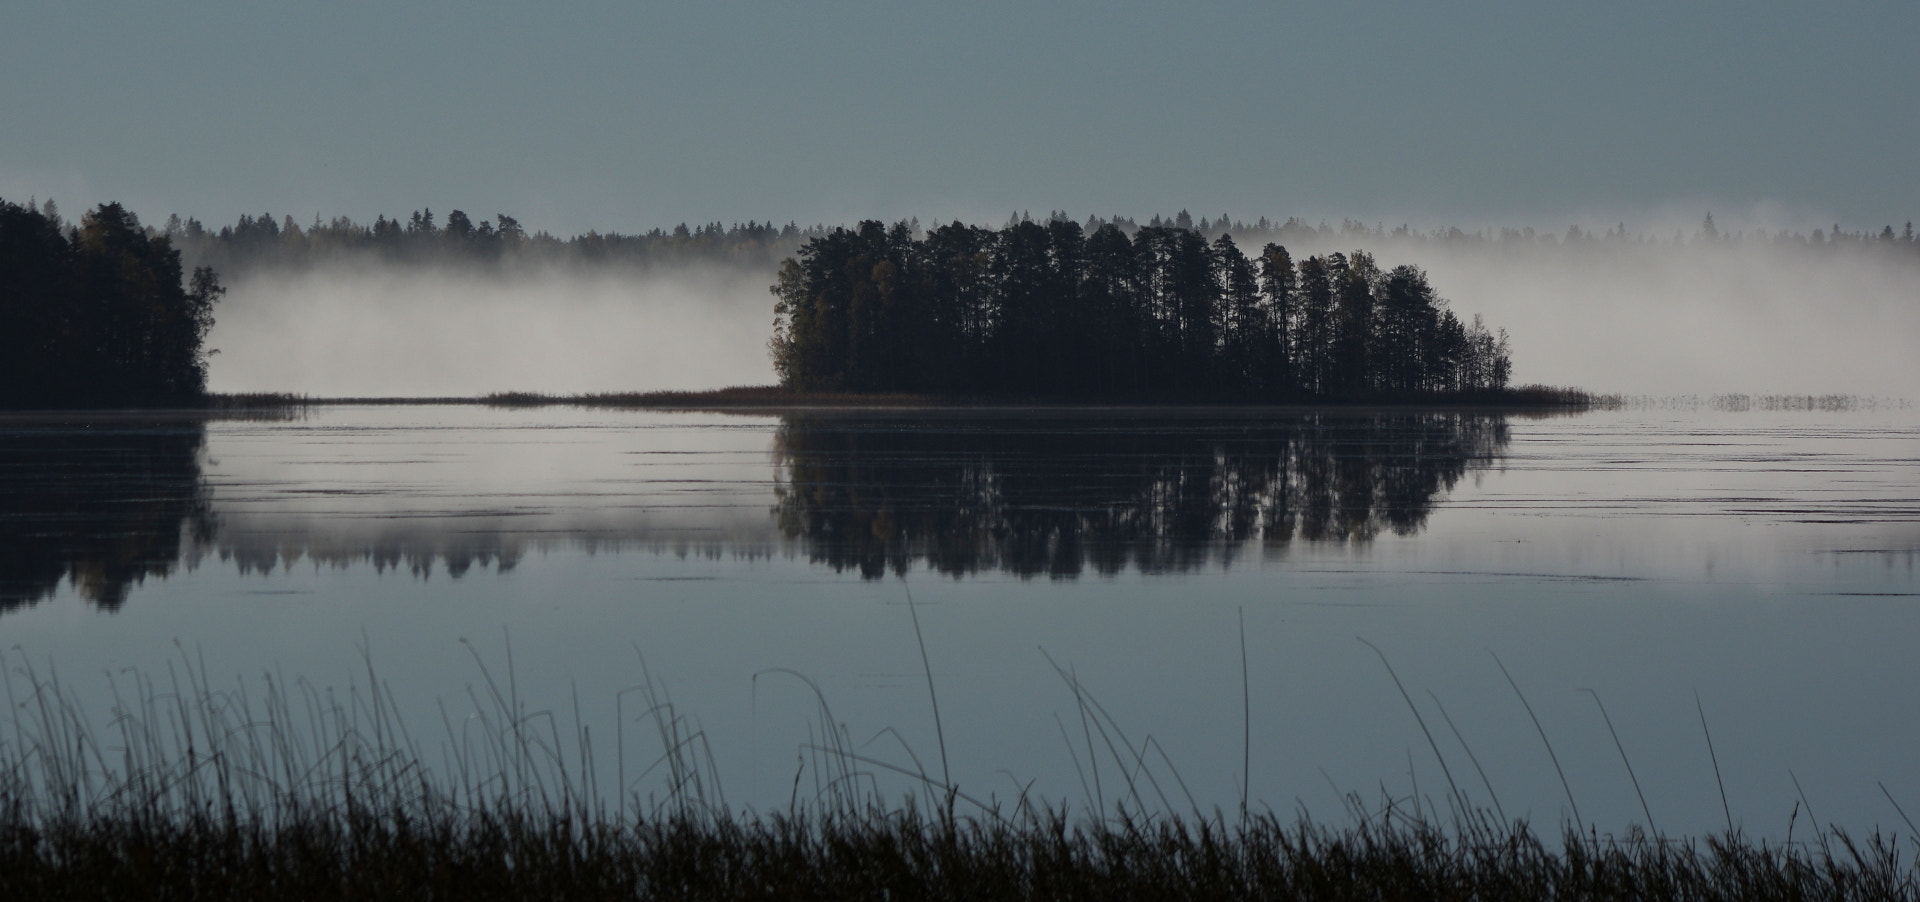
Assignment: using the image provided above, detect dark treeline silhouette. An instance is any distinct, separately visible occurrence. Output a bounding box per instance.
[0,199,224,408]
[1074,208,1920,254]
[771,220,1511,400]
[160,207,825,274]
[772,411,1509,579]
[148,204,1920,278]
[0,417,214,613]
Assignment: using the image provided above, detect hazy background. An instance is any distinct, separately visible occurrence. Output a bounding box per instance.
[10,1,1920,843]
[8,2,1918,395]
[203,238,1920,398]
[1270,234,1920,397]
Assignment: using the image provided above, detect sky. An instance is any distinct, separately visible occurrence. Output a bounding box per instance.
[5,2,1918,236]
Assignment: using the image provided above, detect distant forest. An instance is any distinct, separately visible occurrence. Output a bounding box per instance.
[771,220,1511,400]
[149,205,1920,275]
[0,199,223,408]
[165,208,819,274]
[6,193,1918,407]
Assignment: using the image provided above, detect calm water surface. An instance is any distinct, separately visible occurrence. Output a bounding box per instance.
[2,404,1916,836]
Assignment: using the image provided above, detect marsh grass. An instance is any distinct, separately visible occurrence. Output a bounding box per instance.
[1,645,1914,900]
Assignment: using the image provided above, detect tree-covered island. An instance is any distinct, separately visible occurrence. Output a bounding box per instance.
[771,219,1511,402]
[0,199,222,408]
[2,195,1692,408]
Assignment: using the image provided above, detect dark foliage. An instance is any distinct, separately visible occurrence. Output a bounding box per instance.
[772,411,1508,579]
[0,198,223,408]
[770,221,1512,400]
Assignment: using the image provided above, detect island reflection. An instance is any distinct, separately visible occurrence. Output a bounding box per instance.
[772,411,1509,579]
[1,410,1512,612]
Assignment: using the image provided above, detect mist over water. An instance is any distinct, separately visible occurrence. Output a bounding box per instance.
[206,263,778,396]
[4,405,1917,836]
[1259,235,1920,397]
[1423,245,1918,397]
[202,222,1920,398]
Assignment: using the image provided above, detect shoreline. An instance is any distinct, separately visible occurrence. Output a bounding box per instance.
[197,384,1608,413]
[7,389,1902,418]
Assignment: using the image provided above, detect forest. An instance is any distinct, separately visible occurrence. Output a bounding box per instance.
[0,198,223,408]
[770,219,1512,400]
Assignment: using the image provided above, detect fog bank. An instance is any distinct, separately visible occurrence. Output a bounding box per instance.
[1261,237,1920,396]
[207,239,1919,398]
[207,264,777,396]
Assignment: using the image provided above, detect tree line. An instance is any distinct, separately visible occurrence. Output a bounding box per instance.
[770,220,1511,400]
[162,208,822,274]
[1075,209,1920,253]
[0,198,223,408]
[89,202,1920,280]
[79,202,1920,278]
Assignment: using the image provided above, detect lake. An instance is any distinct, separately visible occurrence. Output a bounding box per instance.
[2,402,1915,838]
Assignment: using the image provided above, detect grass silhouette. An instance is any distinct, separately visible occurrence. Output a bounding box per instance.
[0,643,1913,900]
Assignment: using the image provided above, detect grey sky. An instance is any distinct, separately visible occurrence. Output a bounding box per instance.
[4,2,1915,235]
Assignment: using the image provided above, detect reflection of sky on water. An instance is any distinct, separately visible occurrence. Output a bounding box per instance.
[1,404,1916,839]
[10,404,1909,592]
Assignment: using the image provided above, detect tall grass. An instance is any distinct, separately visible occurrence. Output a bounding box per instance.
[1,645,1914,900]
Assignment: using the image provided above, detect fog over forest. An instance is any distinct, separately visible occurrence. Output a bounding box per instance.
[188,211,1920,398]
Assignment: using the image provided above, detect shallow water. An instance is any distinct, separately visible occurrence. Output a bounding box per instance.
[2,403,1916,837]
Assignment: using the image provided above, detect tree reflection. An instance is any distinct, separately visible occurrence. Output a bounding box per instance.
[772,412,1509,579]
[0,418,215,612]
[0,411,1516,610]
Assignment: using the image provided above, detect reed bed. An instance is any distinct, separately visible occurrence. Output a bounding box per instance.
[11,806,1916,901]
[1,646,1913,900]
